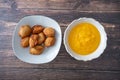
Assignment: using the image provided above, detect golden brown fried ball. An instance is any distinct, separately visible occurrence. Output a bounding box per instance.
[30,45,44,55]
[29,34,39,48]
[43,27,55,37]
[19,24,56,55]
[38,32,46,45]
[32,25,44,34]
[18,25,32,38]
[21,37,29,48]
[44,37,55,47]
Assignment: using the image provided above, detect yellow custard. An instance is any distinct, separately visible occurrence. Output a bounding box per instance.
[68,22,101,55]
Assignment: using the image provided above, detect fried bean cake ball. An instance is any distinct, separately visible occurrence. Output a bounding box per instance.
[21,37,29,48]
[29,34,39,48]
[43,27,55,37]
[30,45,44,55]
[44,37,55,47]
[32,25,44,34]
[18,25,32,38]
[38,32,46,44]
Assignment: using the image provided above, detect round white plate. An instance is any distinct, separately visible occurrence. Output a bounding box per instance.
[12,15,62,64]
[64,17,107,61]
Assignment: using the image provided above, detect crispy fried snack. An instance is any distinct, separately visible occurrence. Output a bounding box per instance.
[43,27,55,37]
[32,25,44,34]
[18,25,32,38]
[21,37,29,48]
[44,37,55,47]
[19,24,56,55]
[38,32,46,44]
[30,45,44,55]
[29,34,39,48]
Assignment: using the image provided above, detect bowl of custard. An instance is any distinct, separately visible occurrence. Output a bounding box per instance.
[64,18,107,61]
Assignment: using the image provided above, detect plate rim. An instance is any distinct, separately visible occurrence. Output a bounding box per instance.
[12,15,62,64]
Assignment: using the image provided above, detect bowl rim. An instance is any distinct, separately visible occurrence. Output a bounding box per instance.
[64,17,107,61]
[12,15,62,64]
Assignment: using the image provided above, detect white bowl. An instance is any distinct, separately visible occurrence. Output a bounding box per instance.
[12,15,62,64]
[64,17,107,61]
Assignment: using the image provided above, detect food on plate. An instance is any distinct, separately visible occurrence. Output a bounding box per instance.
[30,45,44,55]
[32,25,44,34]
[18,25,32,38]
[21,37,29,48]
[43,27,55,37]
[38,32,46,44]
[68,22,101,55]
[45,37,55,47]
[18,24,56,55]
[29,34,39,48]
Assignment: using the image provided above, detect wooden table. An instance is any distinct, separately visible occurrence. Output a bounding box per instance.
[0,0,120,80]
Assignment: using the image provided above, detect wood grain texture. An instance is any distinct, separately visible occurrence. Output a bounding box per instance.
[13,0,120,11]
[0,68,120,80]
[0,0,120,80]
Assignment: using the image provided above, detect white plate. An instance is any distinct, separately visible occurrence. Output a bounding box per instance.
[64,17,107,61]
[12,15,62,64]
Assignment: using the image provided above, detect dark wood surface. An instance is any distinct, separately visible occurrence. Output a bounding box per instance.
[0,0,120,80]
